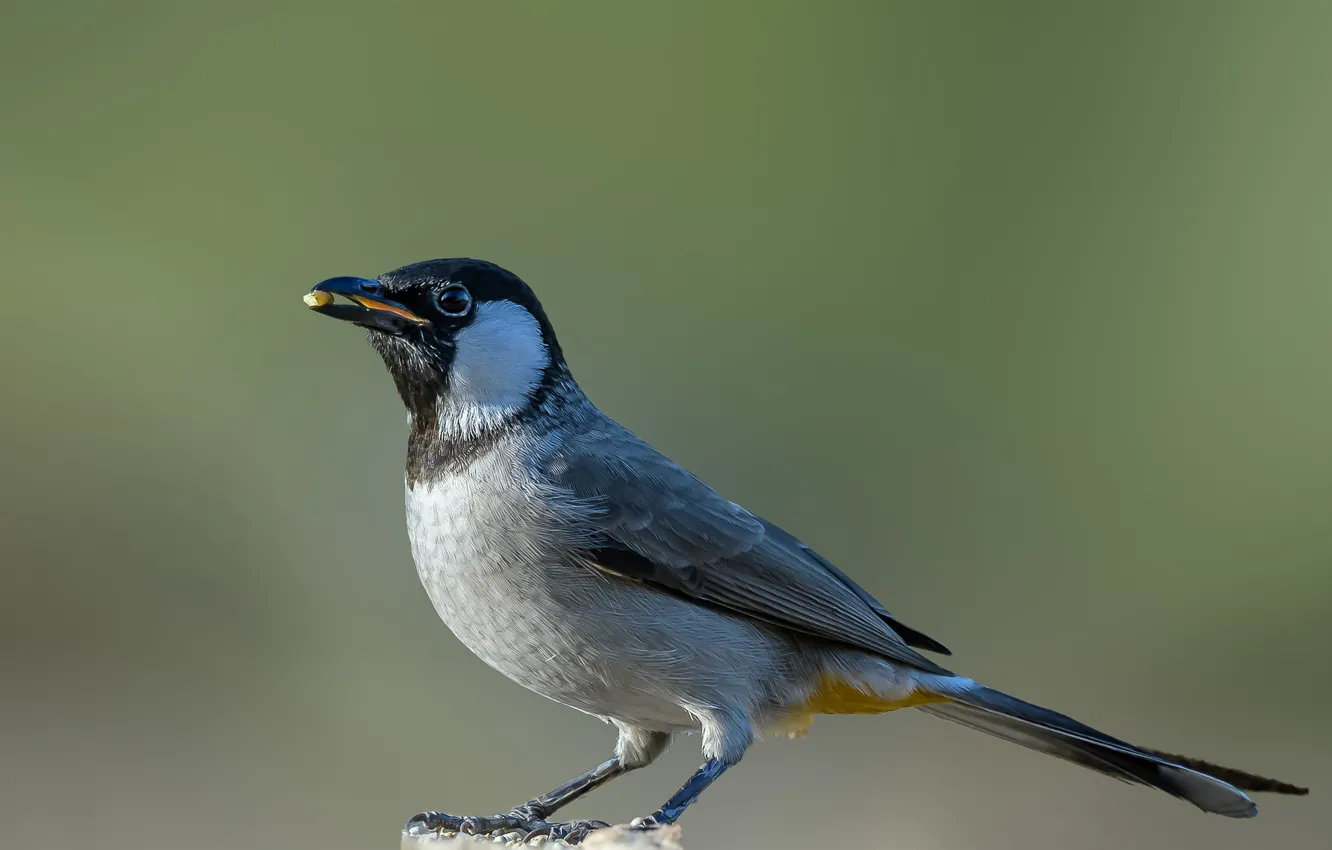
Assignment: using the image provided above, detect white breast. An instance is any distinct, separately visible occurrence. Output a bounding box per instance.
[401,439,805,734]
[405,447,552,612]
[404,442,593,671]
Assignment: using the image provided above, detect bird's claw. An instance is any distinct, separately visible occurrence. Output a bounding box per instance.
[404,811,467,835]
[629,813,668,831]
[404,810,518,836]
[404,810,610,844]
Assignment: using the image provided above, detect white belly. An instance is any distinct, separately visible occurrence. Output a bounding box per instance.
[403,452,802,732]
[404,455,693,728]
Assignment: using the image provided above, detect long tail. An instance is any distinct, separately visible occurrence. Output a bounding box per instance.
[921,679,1308,818]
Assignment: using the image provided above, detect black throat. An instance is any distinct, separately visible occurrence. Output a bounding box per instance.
[362,258,577,484]
[369,329,577,485]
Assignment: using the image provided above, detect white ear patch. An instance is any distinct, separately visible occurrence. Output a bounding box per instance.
[439,299,550,437]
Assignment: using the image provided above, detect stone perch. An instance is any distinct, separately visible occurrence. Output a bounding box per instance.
[403,824,685,849]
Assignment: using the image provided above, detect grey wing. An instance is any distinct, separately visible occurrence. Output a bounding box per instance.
[544,417,953,676]
[758,519,951,656]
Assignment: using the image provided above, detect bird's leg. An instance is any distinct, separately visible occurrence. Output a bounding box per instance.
[630,758,731,830]
[404,756,625,842]
[516,756,626,820]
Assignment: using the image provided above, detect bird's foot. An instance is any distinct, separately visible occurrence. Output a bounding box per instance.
[404,809,531,837]
[522,819,612,844]
[404,809,609,844]
[628,813,669,831]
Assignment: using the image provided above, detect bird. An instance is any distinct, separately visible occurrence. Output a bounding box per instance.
[304,258,1307,843]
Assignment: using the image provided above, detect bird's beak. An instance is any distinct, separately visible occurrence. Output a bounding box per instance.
[303,277,429,333]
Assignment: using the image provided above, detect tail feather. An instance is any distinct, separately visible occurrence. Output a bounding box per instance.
[921,682,1308,818]
[1135,746,1310,797]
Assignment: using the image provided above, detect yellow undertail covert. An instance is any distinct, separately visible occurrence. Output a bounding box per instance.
[778,674,951,738]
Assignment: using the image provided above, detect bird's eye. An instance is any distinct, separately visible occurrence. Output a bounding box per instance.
[437,284,472,316]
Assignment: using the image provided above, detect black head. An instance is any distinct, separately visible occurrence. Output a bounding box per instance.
[305,259,571,433]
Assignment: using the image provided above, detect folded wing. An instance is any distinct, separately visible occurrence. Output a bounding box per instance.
[544,416,952,675]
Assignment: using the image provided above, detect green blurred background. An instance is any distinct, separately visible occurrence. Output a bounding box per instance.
[2,2,1327,848]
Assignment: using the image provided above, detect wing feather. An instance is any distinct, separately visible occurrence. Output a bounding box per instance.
[545,417,951,675]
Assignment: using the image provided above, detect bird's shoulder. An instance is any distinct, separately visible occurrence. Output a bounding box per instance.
[536,410,764,567]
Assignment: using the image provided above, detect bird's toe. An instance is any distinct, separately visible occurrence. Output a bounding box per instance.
[403,810,539,837]
[403,811,461,836]
[629,813,668,831]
